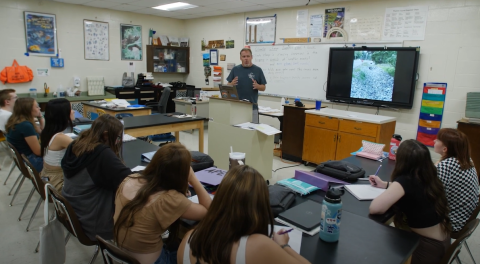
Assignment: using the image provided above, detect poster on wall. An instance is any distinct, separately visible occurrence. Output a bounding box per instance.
[24,12,57,56]
[246,15,276,44]
[349,17,382,41]
[310,14,323,37]
[120,24,142,61]
[416,83,447,147]
[84,19,109,61]
[382,6,428,41]
[226,40,234,49]
[323,8,345,37]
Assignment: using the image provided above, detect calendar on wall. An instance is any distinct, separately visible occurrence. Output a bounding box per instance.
[84,19,109,60]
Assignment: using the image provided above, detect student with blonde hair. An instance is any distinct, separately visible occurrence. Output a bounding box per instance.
[0,88,17,131]
[178,165,310,264]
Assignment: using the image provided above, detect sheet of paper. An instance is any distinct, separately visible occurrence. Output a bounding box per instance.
[36,68,49,76]
[131,165,146,172]
[65,133,77,138]
[274,225,302,254]
[310,14,323,37]
[254,124,282,135]
[344,185,386,200]
[127,62,135,73]
[382,6,428,41]
[349,17,382,41]
[233,122,257,130]
[195,167,227,186]
[188,194,214,204]
[296,10,309,37]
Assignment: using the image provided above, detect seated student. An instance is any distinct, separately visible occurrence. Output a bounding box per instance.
[114,143,211,264]
[369,139,451,264]
[178,165,311,264]
[0,88,17,131]
[61,114,132,241]
[6,97,44,172]
[434,128,479,232]
[40,98,75,191]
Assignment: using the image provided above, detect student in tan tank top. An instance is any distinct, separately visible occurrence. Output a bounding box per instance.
[178,165,310,264]
[114,143,212,264]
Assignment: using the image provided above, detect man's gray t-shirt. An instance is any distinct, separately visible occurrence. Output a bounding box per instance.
[226,64,267,110]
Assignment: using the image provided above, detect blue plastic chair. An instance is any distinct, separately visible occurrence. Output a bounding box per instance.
[115,113,133,118]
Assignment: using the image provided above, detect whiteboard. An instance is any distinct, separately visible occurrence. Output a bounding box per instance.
[251,43,403,100]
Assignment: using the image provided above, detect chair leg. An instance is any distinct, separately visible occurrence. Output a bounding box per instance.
[4,161,15,185]
[456,255,462,264]
[8,172,22,195]
[18,187,35,221]
[465,241,476,264]
[34,240,40,253]
[88,245,99,264]
[9,176,25,206]
[26,198,42,232]
[65,233,71,245]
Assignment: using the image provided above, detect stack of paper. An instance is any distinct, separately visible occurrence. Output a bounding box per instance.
[188,194,214,204]
[233,122,282,135]
[123,134,136,142]
[141,151,157,163]
[344,185,386,200]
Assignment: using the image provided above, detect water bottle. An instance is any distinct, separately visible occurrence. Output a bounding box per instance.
[388,134,402,160]
[319,188,343,243]
[280,97,285,112]
[294,96,300,103]
[191,101,197,118]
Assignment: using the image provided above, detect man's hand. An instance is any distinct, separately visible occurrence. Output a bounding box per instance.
[253,79,261,90]
[228,76,238,86]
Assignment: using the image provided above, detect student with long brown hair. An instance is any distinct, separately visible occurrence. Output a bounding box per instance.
[6,97,44,172]
[61,114,132,241]
[369,139,451,264]
[114,143,211,264]
[434,128,479,232]
[178,165,310,264]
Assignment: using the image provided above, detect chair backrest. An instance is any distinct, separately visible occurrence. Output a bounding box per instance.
[451,194,480,239]
[157,87,171,114]
[96,235,140,264]
[115,113,133,119]
[6,142,30,179]
[440,218,479,264]
[97,109,107,116]
[21,154,46,201]
[46,184,96,246]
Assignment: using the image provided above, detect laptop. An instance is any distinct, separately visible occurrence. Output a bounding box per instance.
[219,85,240,100]
[278,200,323,231]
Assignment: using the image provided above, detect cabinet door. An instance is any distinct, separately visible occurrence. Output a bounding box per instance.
[335,132,375,161]
[302,126,337,164]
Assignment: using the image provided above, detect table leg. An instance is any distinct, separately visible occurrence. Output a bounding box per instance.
[199,121,204,153]
[175,131,180,142]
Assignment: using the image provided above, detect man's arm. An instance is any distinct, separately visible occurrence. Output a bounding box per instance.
[253,80,266,91]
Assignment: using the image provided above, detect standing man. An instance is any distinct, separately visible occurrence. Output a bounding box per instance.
[227,48,267,123]
[0,89,17,131]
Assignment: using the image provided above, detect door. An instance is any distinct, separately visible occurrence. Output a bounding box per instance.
[302,126,337,164]
[335,132,375,160]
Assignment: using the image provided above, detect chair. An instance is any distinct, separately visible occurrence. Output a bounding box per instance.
[96,235,141,264]
[97,109,107,116]
[440,219,479,264]
[5,142,33,209]
[115,113,133,119]
[146,87,171,114]
[450,195,480,264]
[45,184,99,264]
[0,130,16,185]
[21,154,49,231]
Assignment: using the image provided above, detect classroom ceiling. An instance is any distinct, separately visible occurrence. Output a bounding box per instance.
[53,0,358,20]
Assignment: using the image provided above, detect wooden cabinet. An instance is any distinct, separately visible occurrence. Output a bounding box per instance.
[457,120,480,177]
[281,104,315,162]
[146,45,189,74]
[302,111,396,165]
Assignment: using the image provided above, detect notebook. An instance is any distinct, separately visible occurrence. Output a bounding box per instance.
[141,151,157,163]
[73,124,92,134]
[344,184,386,200]
[277,200,323,231]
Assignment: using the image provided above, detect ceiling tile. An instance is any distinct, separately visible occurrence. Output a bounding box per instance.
[175,6,220,14]
[53,0,93,4]
[108,3,145,10]
[152,10,184,17]
[243,0,292,4]
[192,9,230,16]
[264,0,308,9]
[131,7,162,14]
[129,0,176,7]
[100,0,133,3]
[183,0,229,6]
[227,4,271,13]
[206,1,256,10]
[82,1,121,8]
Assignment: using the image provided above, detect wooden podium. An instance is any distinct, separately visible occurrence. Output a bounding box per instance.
[208,97,274,180]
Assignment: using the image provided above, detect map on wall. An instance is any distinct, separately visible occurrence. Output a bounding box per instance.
[246,16,276,44]
[84,20,109,60]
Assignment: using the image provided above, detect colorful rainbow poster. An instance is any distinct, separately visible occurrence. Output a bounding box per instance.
[416,83,447,147]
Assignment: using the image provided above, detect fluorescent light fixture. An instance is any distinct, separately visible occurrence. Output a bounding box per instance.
[152,2,198,11]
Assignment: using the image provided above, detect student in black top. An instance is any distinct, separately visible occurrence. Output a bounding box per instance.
[61,114,132,241]
[369,139,451,264]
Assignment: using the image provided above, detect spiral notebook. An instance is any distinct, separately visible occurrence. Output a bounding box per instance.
[344,185,386,200]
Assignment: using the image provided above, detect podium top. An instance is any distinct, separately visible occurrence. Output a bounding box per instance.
[209,97,253,105]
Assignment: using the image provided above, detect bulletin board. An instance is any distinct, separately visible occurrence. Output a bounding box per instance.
[416,83,447,147]
[84,19,109,60]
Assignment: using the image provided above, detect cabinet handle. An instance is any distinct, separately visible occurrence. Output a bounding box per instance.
[354,127,362,130]
[318,121,325,124]
[338,134,341,142]
[333,134,336,142]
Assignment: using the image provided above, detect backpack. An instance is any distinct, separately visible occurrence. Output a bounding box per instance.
[268,184,296,217]
[315,160,365,182]
[0,60,34,84]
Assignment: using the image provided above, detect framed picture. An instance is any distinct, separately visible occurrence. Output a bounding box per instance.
[120,24,142,61]
[84,19,109,60]
[210,49,218,65]
[24,12,57,56]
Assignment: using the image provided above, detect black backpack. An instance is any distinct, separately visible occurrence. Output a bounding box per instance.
[315,160,365,182]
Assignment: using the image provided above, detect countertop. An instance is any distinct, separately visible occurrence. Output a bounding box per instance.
[305,108,396,124]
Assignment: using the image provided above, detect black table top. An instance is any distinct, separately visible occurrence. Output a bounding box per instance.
[123,113,208,130]
[82,102,152,112]
[122,140,159,168]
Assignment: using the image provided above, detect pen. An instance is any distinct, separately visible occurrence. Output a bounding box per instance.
[279,228,294,235]
[370,165,382,186]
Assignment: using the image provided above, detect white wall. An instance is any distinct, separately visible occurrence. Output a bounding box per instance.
[186,0,480,159]
[0,0,187,94]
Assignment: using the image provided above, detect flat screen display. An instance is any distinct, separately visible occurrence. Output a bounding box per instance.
[326,47,420,109]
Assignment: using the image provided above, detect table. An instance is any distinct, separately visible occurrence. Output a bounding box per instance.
[122,140,159,168]
[82,102,152,117]
[123,113,207,153]
[18,92,116,111]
